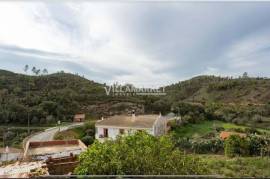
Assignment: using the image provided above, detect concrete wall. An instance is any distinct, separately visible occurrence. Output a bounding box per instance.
[153,116,167,136]
[24,140,87,159]
[0,153,22,162]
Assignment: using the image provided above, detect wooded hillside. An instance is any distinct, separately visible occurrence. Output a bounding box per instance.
[1,69,270,128]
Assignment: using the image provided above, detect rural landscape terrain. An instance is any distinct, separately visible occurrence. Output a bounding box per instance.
[1,1,270,178]
[0,68,269,177]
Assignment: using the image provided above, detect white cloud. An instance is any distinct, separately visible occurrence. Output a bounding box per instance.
[1,2,270,86]
[0,2,72,54]
[0,2,172,86]
[222,28,270,71]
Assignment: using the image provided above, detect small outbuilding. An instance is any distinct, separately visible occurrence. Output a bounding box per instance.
[73,114,85,122]
[219,131,246,140]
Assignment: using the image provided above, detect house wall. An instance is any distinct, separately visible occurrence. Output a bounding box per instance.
[95,127,104,139]
[95,127,154,141]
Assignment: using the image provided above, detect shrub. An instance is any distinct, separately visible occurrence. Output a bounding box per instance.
[251,114,263,123]
[81,136,94,146]
[39,118,46,124]
[31,116,39,124]
[224,135,249,157]
[83,121,95,133]
[46,115,55,124]
[247,135,270,156]
[174,137,192,150]
[75,132,207,175]
[191,139,223,154]
[215,127,225,132]
[244,128,261,135]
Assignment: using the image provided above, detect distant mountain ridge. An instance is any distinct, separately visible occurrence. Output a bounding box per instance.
[1,69,270,125]
[165,75,270,105]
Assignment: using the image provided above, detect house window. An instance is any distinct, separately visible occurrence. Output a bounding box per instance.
[103,128,108,137]
[119,129,125,134]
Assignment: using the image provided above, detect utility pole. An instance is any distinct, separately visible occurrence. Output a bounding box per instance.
[2,97,6,147]
[27,112,30,134]
[58,120,61,132]
[2,129,4,148]
[27,75,30,135]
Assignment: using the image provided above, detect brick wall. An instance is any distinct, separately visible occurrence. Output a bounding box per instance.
[46,154,79,175]
[29,140,79,148]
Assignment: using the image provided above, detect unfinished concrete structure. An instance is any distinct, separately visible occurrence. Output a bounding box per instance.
[23,140,87,161]
[46,153,78,175]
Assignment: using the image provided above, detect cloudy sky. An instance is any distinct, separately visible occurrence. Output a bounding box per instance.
[1,2,270,87]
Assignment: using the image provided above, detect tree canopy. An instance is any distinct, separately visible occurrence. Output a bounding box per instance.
[75,131,207,175]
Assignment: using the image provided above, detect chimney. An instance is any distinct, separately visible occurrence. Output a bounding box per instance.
[101,116,104,120]
[159,112,162,118]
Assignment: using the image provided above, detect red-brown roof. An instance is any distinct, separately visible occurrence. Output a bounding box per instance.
[219,131,246,140]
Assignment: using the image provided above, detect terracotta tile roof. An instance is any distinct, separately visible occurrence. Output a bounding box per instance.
[219,131,246,140]
[95,115,160,129]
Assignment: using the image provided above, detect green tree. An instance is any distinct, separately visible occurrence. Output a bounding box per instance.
[42,68,48,75]
[224,135,249,157]
[35,69,41,76]
[40,101,57,115]
[32,66,36,74]
[242,72,248,78]
[75,132,207,175]
[23,65,29,73]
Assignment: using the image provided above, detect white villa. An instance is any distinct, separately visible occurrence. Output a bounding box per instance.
[95,114,167,142]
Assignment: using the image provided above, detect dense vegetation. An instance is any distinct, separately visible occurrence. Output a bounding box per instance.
[224,135,270,157]
[0,69,142,125]
[170,119,270,157]
[75,131,207,175]
[54,121,95,146]
[1,69,270,129]
[201,155,270,177]
[75,131,270,177]
[0,127,44,148]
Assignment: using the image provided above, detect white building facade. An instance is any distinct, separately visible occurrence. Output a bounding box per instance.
[95,115,167,142]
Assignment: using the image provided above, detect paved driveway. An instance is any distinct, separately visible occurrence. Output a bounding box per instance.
[27,123,84,142]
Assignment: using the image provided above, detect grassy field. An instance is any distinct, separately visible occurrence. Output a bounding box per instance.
[199,154,270,177]
[54,120,95,141]
[171,120,270,177]
[54,126,85,140]
[172,120,270,138]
